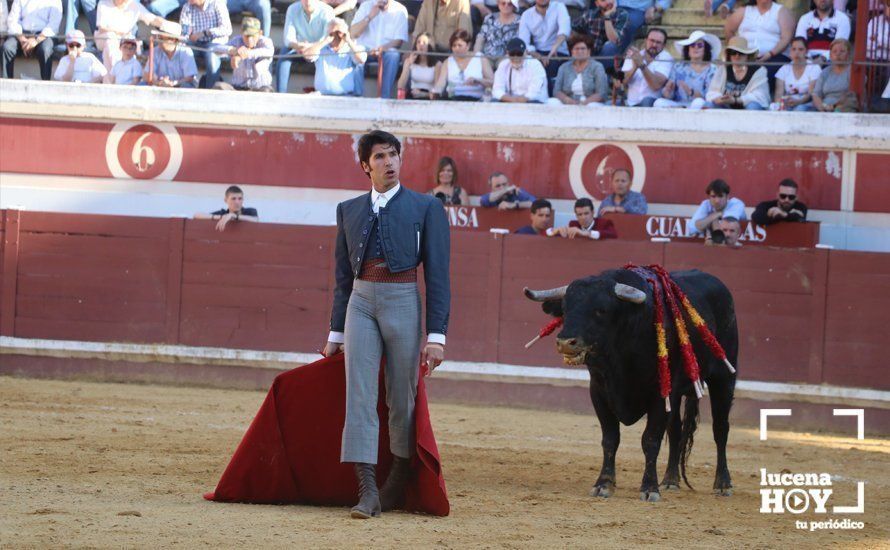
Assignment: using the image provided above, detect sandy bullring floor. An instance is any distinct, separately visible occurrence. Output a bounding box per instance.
[1,375,888,548]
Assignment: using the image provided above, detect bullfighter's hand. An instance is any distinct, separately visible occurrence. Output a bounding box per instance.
[422,343,445,375]
[322,341,344,357]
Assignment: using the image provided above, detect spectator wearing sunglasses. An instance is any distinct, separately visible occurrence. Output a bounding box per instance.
[2,0,62,81]
[751,178,808,225]
[53,29,107,83]
[108,35,143,84]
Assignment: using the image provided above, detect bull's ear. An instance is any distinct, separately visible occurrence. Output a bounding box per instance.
[542,299,564,317]
[614,283,646,304]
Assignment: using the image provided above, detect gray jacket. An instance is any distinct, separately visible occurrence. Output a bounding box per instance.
[553,60,609,100]
[330,186,451,336]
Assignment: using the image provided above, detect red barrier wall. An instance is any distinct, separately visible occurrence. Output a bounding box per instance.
[0,210,886,392]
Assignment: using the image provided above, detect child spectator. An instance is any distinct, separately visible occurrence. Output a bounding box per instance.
[108,35,143,84]
[95,0,165,73]
[53,29,107,83]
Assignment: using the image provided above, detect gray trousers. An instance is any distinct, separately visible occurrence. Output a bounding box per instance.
[341,279,422,464]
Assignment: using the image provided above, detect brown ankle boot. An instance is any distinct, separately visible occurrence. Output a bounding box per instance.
[379,456,412,512]
[350,463,381,519]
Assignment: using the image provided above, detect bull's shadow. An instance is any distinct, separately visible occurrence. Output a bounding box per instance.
[525,268,738,502]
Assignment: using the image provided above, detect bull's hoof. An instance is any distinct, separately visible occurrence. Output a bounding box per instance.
[713,487,733,497]
[589,482,615,498]
[640,491,661,502]
[660,482,681,491]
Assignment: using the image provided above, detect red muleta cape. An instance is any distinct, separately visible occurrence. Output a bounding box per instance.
[203,354,450,516]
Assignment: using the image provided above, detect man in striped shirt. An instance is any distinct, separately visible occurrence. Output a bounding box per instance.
[179,0,231,87]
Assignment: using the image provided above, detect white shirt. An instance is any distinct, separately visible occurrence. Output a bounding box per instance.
[492,57,549,103]
[867,13,889,61]
[6,0,62,36]
[111,56,143,84]
[352,0,409,51]
[1,0,9,34]
[53,53,108,82]
[622,49,673,106]
[328,182,447,346]
[794,9,850,59]
[96,0,154,34]
[690,197,748,234]
[517,2,570,55]
[775,62,821,99]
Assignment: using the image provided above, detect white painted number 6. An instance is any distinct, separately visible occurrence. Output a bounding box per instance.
[132,132,156,173]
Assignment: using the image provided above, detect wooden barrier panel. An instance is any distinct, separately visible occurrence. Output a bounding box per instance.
[12,212,171,343]
[823,250,890,390]
[178,221,335,352]
[1,210,887,393]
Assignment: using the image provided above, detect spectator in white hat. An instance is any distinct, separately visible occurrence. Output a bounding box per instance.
[95,0,166,72]
[1,0,62,80]
[108,35,143,84]
[654,29,719,109]
[53,29,108,82]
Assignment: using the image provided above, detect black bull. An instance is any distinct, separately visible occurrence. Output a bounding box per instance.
[525,268,738,502]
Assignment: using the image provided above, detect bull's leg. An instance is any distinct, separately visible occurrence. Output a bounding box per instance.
[640,399,668,502]
[660,393,683,491]
[708,378,733,496]
[589,387,620,498]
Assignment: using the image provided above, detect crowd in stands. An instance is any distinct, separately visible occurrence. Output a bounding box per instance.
[1,0,887,110]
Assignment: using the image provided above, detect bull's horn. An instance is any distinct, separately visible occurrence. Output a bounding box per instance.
[614,283,647,304]
[523,285,568,302]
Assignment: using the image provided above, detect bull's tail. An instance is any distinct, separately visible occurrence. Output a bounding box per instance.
[679,394,700,490]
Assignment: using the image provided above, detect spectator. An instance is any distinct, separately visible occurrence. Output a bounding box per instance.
[480,171,536,209]
[194,185,259,232]
[108,35,143,84]
[548,35,609,106]
[413,0,472,53]
[724,0,794,83]
[473,0,520,60]
[515,198,555,235]
[3,0,61,81]
[53,29,107,82]
[492,37,549,102]
[144,31,198,87]
[617,0,669,53]
[277,0,335,93]
[705,36,769,109]
[213,16,274,91]
[431,29,494,100]
[772,37,820,110]
[306,17,368,95]
[795,0,850,62]
[518,0,570,93]
[571,0,631,69]
[428,156,469,205]
[350,0,409,99]
[95,0,165,73]
[654,30,719,109]
[751,178,808,225]
[867,0,890,112]
[65,0,97,35]
[705,216,743,247]
[813,38,857,111]
[620,27,672,107]
[691,178,747,236]
[179,0,232,88]
[598,168,648,214]
[556,197,618,239]
[866,0,889,63]
[397,33,441,99]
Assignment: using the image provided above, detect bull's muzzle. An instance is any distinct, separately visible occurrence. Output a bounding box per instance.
[556,337,589,366]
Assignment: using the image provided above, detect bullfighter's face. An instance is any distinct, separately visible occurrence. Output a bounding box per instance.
[363,143,401,193]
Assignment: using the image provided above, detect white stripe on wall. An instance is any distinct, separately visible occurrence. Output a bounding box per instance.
[1,336,887,406]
